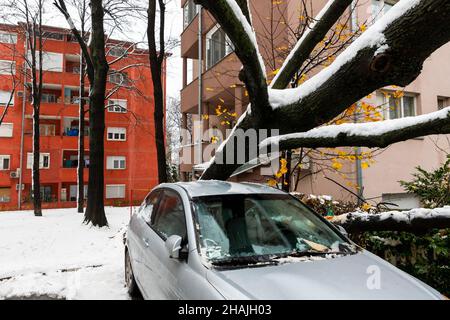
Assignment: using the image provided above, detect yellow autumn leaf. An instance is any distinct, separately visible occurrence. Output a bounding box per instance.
[332,161,343,170]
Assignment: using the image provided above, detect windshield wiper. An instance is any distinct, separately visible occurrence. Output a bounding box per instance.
[211,255,279,267]
[272,250,350,259]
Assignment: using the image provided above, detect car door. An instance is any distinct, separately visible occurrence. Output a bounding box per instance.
[129,190,161,298]
[142,189,191,299]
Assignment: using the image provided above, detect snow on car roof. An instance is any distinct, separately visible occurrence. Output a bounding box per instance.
[170,181,285,198]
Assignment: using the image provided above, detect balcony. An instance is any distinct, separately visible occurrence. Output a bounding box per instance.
[181,53,244,113]
[181,11,216,59]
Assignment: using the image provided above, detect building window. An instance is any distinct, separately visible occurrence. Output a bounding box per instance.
[108,46,128,57]
[0,90,14,106]
[183,0,199,29]
[106,184,126,199]
[108,71,130,85]
[107,127,126,141]
[40,124,56,137]
[41,93,58,103]
[107,99,127,113]
[372,0,398,20]
[27,153,50,169]
[383,93,416,119]
[0,32,17,44]
[0,187,11,203]
[107,156,126,170]
[206,25,233,69]
[0,155,10,170]
[42,31,64,41]
[27,51,63,72]
[0,123,13,137]
[0,60,16,75]
[438,97,449,110]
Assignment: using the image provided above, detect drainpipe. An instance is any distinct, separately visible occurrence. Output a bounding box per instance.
[351,0,364,204]
[197,5,203,168]
[18,32,28,209]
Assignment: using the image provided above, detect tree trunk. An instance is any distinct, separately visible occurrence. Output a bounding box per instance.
[32,101,42,216]
[147,0,168,184]
[77,55,86,213]
[84,0,108,227]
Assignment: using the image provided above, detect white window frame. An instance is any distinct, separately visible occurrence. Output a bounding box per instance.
[372,0,398,20]
[0,123,13,137]
[206,24,234,70]
[0,60,16,75]
[107,127,126,141]
[107,99,127,113]
[107,156,126,170]
[106,184,126,199]
[0,155,11,170]
[0,90,14,106]
[383,93,417,120]
[0,32,17,44]
[27,152,50,169]
[40,123,56,136]
[183,0,199,29]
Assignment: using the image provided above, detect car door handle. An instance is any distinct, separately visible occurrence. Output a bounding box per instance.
[142,238,150,247]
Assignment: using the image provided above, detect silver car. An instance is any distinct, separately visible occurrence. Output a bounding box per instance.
[124,181,444,300]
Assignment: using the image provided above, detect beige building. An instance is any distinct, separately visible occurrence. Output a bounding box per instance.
[179,0,450,208]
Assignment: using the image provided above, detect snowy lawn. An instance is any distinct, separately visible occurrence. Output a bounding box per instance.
[0,207,132,300]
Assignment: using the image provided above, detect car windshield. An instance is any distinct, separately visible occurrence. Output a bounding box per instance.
[192,194,354,265]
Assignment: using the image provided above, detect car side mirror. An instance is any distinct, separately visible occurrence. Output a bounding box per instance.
[165,235,183,259]
[336,225,349,238]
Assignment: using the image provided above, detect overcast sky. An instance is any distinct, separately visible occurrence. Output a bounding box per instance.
[0,0,183,101]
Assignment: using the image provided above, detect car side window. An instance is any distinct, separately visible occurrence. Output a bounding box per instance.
[140,191,160,224]
[150,190,187,241]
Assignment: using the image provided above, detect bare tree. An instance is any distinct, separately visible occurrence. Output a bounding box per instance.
[147,0,168,183]
[55,0,109,226]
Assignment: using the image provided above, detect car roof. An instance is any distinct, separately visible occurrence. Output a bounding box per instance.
[158,181,286,198]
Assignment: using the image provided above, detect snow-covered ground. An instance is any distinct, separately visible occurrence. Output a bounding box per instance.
[0,207,132,300]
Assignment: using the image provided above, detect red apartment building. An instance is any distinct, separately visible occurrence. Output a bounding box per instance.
[0,24,161,211]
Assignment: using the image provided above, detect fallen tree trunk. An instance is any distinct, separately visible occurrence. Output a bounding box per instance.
[331,207,450,233]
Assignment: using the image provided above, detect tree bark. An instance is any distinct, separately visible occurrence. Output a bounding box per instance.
[331,208,450,233]
[77,54,86,213]
[147,0,168,184]
[84,0,109,227]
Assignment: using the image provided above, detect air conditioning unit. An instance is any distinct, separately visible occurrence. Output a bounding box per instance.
[10,169,20,179]
[17,91,24,98]
[16,184,24,191]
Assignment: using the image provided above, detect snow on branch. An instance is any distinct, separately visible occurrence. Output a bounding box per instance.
[260,107,450,150]
[223,0,266,77]
[331,207,450,233]
[268,0,422,109]
[270,0,353,90]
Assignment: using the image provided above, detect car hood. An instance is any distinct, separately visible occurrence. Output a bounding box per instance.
[206,250,443,300]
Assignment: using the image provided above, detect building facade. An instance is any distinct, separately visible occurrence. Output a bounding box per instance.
[0,24,160,211]
[179,0,450,208]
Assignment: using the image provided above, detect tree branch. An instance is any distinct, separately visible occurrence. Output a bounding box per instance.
[331,207,450,233]
[270,0,354,90]
[53,0,94,82]
[260,107,450,150]
[194,0,271,121]
[268,0,450,134]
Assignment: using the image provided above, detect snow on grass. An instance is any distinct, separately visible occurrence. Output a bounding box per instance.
[0,207,131,300]
[268,0,422,109]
